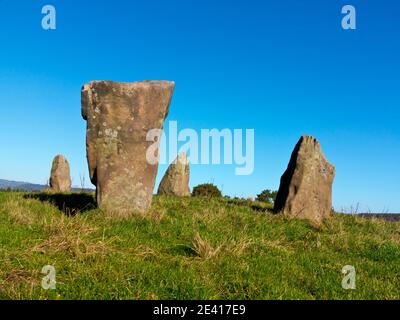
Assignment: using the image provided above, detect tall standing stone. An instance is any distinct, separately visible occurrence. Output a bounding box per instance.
[157,152,190,197]
[49,155,71,192]
[274,135,335,223]
[81,80,174,217]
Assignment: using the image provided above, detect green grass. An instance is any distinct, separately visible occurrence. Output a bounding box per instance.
[0,191,399,300]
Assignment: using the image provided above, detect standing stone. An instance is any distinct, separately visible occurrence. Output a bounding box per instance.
[81,80,175,217]
[49,155,71,192]
[274,135,335,223]
[157,152,190,197]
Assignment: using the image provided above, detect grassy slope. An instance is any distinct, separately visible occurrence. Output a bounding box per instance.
[0,191,399,300]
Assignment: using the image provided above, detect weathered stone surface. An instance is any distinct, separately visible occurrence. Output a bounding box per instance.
[82,80,174,216]
[49,155,71,192]
[157,152,190,197]
[274,135,335,223]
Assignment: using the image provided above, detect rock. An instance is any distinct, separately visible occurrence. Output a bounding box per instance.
[81,80,175,217]
[157,152,190,196]
[49,155,71,192]
[274,135,335,223]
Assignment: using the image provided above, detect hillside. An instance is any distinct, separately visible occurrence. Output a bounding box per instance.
[0,179,94,193]
[0,179,47,192]
[0,191,399,300]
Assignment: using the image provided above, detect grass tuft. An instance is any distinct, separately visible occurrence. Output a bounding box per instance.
[191,232,222,260]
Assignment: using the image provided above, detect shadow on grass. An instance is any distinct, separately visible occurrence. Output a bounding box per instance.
[24,192,97,216]
[169,244,198,257]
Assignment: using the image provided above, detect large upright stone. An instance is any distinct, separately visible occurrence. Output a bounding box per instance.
[49,155,71,192]
[81,80,174,217]
[157,152,190,197]
[274,135,335,223]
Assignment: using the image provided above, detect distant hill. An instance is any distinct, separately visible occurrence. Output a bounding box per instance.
[358,213,400,222]
[0,179,46,191]
[0,179,94,192]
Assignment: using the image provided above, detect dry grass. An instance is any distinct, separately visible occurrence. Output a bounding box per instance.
[191,232,222,260]
[225,237,255,256]
[0,269,39,299]
[132,244,160,259]
[32,218,116,258]
[32,232,109,258]
[1,199,36,225]
[261,238,295,254]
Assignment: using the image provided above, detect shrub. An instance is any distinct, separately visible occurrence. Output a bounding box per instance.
[256,189,278,204]
[192,183,222,198]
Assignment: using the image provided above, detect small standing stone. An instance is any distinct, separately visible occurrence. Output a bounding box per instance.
[157,152,190,197]
[274,135,335,223]
[49,155,71,192]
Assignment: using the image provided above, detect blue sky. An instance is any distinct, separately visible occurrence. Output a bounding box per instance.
[0,0,399,212]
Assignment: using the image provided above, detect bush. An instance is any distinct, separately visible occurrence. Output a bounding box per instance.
[192,183,222,198]
[256,189,277,204]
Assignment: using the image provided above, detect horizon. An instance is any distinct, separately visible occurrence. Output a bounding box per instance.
[1,0,399,212]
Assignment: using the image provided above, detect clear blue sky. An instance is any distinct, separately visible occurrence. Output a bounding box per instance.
[0,0,399,212]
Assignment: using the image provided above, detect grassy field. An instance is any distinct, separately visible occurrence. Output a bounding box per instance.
[0,191,399,300]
